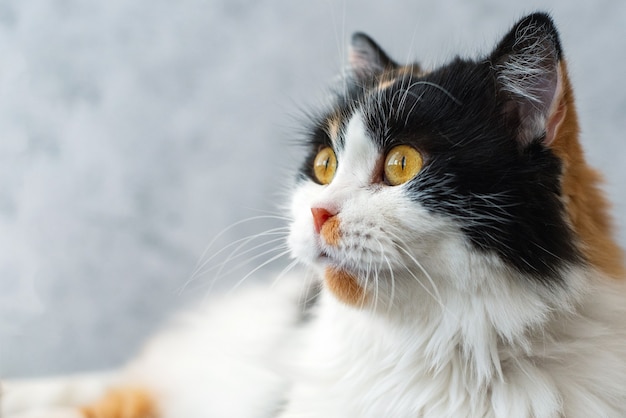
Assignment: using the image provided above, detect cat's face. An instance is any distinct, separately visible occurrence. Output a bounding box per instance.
[289,108,466,308]
[288,14,607,311]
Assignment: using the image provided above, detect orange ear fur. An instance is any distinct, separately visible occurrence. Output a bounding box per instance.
[550,61,625,279]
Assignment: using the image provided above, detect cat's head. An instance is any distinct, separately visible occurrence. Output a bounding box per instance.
[288,13,624,314]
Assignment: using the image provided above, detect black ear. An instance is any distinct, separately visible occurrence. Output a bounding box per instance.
[492,13,566,146]
[349,33,398,84]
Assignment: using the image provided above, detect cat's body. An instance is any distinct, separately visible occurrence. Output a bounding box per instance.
[4,12,626,418]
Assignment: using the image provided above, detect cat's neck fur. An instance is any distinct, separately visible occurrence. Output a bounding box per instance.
[283,265,626,417]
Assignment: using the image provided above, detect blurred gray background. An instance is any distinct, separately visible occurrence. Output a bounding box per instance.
[1,0,625,377]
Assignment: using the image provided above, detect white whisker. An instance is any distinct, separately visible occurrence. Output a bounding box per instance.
[214,243,290,281]
[226,249,292,295]
[190,215,289,275]
[188,224,289,283]
[179,227,290,295]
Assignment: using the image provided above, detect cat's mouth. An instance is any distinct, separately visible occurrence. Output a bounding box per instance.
[316,248,356,273]
[317,249,332,262]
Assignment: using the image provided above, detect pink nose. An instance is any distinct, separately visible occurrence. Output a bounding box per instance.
[311,207,335,234]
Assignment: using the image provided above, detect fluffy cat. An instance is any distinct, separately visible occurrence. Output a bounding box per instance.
[4,12,626,418]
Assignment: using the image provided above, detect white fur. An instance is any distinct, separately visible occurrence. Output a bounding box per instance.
[2,373,116,417]
[2,278,306,418]
[122,278,310,418]
[277,270,626,417]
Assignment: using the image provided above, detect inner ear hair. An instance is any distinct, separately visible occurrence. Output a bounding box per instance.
[492,13,566,146]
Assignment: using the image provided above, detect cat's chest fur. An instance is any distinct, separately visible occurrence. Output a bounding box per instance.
[279,274,626,418]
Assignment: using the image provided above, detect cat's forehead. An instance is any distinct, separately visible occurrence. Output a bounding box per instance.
[322,111,375,158]
[323,64,458,150]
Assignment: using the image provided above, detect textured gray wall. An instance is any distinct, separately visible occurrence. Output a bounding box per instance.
[1,0,625,377]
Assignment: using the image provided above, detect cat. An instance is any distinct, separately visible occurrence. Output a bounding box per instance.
[3,11,626,418]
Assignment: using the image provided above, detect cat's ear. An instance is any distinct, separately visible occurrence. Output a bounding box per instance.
[491,13,567,147]
[349,33,398,83]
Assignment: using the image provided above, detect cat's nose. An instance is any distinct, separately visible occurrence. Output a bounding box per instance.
[311,207,335,234]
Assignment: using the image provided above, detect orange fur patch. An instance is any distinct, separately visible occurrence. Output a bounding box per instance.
[320,215,342,246]
[326,113,342,142]
[551,62,625,278]
[325,266,367,306]
[377,77,397,91]
[398,63,425,78]
[375,65,426,92]
[80,387,158,418]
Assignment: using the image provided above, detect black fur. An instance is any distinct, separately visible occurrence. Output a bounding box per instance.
[493,13,563,62]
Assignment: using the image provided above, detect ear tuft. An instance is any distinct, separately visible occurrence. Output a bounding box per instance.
[492,13,565,146]
[349,32,397,84]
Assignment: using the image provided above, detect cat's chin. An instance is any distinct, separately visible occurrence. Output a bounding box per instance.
[312,246,345,269]
[306,253,371,307]
[314,253,361,279]
[315,248,332,262]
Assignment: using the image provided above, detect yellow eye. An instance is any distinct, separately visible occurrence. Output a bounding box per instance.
[313,147,337,185]
[384,145,423,186]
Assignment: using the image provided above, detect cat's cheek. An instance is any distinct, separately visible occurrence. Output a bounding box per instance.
[287,222,317,265]
[287,182,324,265]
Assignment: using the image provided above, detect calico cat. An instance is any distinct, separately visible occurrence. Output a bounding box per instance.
[4,11,626,418]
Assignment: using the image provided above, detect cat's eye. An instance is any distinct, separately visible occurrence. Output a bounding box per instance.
[384,145,423,186]
[313,147,337,185]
